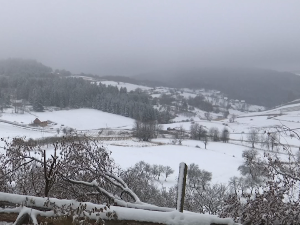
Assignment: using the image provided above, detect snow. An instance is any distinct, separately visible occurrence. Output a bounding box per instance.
[0,191,235,225]
[1,108,134,130]
[2,75,300,224]
[1,97,300,224]
[2,103,299,188]
[99,81,152,92]
[112,207,235,225]
[248,104,265,112]
[1,102,300,190]
[0,122,52,140]
[109,141,244,186]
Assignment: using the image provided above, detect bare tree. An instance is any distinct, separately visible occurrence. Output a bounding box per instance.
[165,166,174,181]
[133,120,159,141]
[221,127,230,143]
[261,131,279,151]
[190,123,206,140]
[173,125,185,145]
[229,114,237,123]
[247,128,259,148]
[209,127,220,142]
[202,130,209,149]
[204,112,212,121]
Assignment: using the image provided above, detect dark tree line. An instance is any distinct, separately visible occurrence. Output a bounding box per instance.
[0,75,172,123]
[0,58,173,123]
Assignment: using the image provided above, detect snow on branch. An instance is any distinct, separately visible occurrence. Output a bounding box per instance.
[66,178,117,201]
[0,191,111,224]
[0,192,235,225]
[0,136,176,213]
[103,171,141,203]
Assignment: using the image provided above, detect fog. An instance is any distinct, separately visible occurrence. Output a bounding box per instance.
[1,1,300,75]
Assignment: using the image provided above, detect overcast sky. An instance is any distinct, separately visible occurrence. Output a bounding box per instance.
[1,1,300,75]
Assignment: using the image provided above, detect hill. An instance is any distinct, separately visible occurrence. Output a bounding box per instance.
[0,58,52,77]
[135,68,300,108]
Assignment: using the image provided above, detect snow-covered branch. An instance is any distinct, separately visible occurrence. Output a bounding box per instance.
[103,171,141,203]
[0,191,110,224]
[0,192,235,225]
[66,178,117,201]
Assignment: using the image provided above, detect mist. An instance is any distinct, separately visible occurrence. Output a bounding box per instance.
[1,0,300,75]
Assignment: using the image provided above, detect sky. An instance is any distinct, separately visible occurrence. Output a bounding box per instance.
[1,1,300,76]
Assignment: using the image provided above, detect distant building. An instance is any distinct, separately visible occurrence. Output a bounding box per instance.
[33,118,41,125]
[33,118,48,127]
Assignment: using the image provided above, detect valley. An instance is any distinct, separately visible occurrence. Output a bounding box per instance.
[1,79,299,190]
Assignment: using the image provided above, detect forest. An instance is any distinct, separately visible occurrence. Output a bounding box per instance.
[0,59,172,123]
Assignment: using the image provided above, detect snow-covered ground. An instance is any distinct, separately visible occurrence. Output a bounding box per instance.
[1,101,300,187]
[98,81,152,92]
[1,80,299,224]
[0,122,53,140]
[1,108,134,131]
[110,140,244,186]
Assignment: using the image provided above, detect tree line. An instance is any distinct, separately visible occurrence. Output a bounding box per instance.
[0,75,173,123]
[0,58,173,123]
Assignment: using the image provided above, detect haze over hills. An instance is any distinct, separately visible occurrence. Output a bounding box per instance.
[0,58,52,76]
[135,68,300,108]
[2,58,300,108]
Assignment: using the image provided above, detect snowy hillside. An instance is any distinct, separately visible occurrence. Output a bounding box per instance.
[97,79,265,123]
[1,77,299,190]
[1,81,300,224]
[1,101,300,186]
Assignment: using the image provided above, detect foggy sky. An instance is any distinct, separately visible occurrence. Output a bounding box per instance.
[1,1,300,76]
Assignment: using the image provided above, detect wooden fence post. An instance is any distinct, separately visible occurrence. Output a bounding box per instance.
[176,162,187,213]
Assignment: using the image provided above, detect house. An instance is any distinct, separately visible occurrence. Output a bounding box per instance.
[33,118,48,127]
[40,121,48,127]
[33,118,41,125]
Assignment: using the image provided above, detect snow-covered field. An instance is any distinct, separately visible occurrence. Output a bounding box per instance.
[0,122,53,140]
[1,101,300,187]
[110,140,244,186]
[1,108,134,130]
